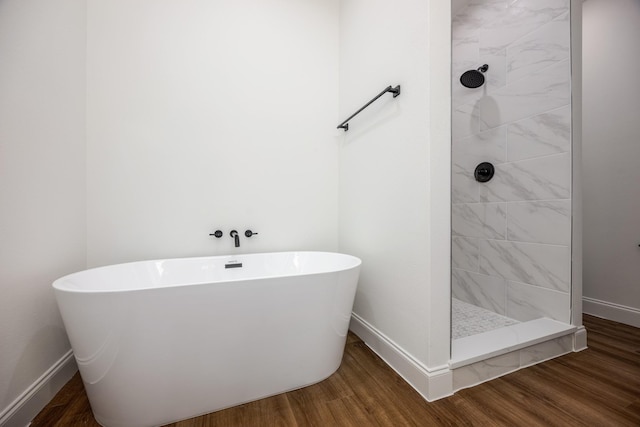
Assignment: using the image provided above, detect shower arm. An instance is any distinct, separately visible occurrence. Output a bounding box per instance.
[337,85,401,131]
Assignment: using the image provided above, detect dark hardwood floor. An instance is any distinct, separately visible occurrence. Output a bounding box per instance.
[32,315,640,426]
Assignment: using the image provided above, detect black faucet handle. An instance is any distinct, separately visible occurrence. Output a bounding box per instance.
[245,230,258,238]
[209,230,223,238]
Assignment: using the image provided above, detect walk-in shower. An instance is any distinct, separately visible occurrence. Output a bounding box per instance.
[449,0,581,385]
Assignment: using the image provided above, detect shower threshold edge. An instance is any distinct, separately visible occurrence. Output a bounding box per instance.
[450,318,576,369]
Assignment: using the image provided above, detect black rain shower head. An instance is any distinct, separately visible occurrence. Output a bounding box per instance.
[460,64,489,89]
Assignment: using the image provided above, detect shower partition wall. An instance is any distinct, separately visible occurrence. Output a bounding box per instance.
[450,0,581,379]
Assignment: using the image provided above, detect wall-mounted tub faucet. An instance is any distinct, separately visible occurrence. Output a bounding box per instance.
[211,229,257,247]
[230,230,240,247]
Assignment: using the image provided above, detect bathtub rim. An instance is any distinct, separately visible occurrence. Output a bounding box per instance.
[52,251,362,294]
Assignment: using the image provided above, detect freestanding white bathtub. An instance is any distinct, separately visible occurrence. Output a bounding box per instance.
[53,251,361,427]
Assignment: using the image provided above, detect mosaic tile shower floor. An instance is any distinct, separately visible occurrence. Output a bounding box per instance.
[452,298,520,339]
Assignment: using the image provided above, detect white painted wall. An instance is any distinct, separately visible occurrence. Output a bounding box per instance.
[0,0,86,417]
[0,0,455,418]
[339,0,451,377]
[86,0,340,267]
[582,0,640,326]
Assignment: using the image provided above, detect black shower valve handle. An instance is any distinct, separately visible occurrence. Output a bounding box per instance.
[474,162,495,183]
[209,230,223,238]
[245,230,258,238]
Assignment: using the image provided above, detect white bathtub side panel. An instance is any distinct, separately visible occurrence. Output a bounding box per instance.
[55,268,359,427]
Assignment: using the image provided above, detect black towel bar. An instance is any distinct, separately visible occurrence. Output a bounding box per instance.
[337,85,401,131]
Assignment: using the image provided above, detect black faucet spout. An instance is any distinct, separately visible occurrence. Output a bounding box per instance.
[230,230,240,247]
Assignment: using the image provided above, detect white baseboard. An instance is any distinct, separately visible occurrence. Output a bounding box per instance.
[573,325,588,351]
[0,350,77,427]
[349,313,453,402]
[583,297,640,328]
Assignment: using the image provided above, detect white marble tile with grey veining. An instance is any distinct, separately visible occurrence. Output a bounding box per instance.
[454,33,480,56]
[452,35,480,102]
[506,280,571,322]
[452,101,483,141]
[470,0,510,5]
[453,351,519,391]
[453,1,510,39]
[453,69,486,108]
[520,335,572,367]
[479,152,571,202]
[479,47,506,90]
[452,163,480,203]
[452,202,506,239]
[453,58,479,83]
[507,12,570,84]
[507,106,571,162]
[479,240,570,291]
[453,236,480,271]
[453,126,507,169]
[452,125,505,202]
[453,36,480,71]
[506,200,571,245]
[479,59,570,130]
[479,0,570,53]
[452,268,507,314]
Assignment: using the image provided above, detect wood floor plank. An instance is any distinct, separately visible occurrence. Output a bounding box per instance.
[429,392,504,427]
[542,360,636,407]
[343,341,444,426]
[31,315,640,426]
[505,364,639,426]
[324,342,414,425]
[31,372,100,427]
[542,362,639,425]
[483,377,582,427]
[457,378,557,427]
[177,393,297,427]
[626,399,640,417]
[284,375,349,426]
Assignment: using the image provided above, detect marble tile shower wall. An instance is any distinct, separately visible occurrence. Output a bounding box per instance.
[451,0,572,323]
